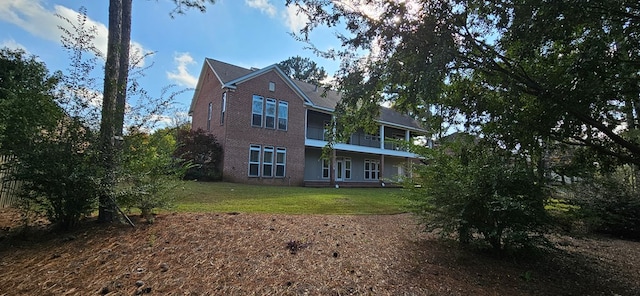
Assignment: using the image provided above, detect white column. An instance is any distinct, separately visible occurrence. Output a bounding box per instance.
[304,109,308,139]
[379,125,385,149]
[405,130,410,141]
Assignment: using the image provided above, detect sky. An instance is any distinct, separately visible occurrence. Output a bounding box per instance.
[0,0,343,123]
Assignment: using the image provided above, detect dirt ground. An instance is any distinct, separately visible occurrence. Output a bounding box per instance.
[0,208,639,295]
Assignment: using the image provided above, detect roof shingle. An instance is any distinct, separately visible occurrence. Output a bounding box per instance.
[203,58,426,132]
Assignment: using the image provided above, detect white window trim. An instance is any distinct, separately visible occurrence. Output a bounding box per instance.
[263,146,274,177]
[321,158,330,179]
[248,145,261,177]
[275,147,286,178]
[207,102,213,131]
[220,92,227,125]
[364,159,380,180]
[265,98,276,129]
[345,157,352,180]
[252,95,263,127]
[278,101,288,131]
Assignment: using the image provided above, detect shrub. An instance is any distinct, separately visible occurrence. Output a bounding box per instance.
[405,137,550,251]
[569,166,640,239]
[174,128,223,181]
[117,130,187,223]
[9,119,100,229]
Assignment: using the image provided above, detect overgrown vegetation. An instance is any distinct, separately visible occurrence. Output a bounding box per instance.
[6,119,101,229]
[566,166,640,239]
[0,7,199,228]
[405,137,550,252]
[285,0,640,253]
[0,46,100,229]
[117,128,189,223]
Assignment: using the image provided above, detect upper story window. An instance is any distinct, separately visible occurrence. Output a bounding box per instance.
[220,92,227,125]
[252,95,263,127]
[365,133,380,142]
[278,101,288,130]
[251,94,288,131]
[269,81,275,92]
[207,102,213,131]
[265,98,276,129]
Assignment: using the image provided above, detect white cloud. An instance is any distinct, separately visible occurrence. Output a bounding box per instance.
[245,0,276,17]
[334,0,423,21]
[0,38,28,53]
[283,3,309,32]
[167,52,198,88]
[0,0,151,66]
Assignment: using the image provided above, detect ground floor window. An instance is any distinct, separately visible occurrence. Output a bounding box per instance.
[249,145,261,177]
[321,159,330,179]
[276,148,286,177]
[344,158,352,179]
[263,146,274,177]
[248,145,286,178]
[364,159,380,180]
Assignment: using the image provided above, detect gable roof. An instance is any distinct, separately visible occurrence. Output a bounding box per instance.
[190,58,426,133]
[207,58,253,84]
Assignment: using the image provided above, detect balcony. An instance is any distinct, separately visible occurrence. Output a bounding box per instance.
[306,127,327,141]
[305,109,422,157]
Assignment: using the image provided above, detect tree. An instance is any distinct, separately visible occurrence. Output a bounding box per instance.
[0,48,62,153]
[0,46,100,229]
[174,128,223,181]
[277,56,328,84]
[286,0,640,167]
[98,0,216,222]
[118,128,186,223]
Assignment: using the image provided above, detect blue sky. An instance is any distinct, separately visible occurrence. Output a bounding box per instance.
[0,0,342,122]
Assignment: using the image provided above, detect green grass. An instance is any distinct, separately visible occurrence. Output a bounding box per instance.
[169,181,410,215]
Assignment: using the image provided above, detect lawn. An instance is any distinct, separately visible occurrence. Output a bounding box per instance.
[170,181,410,214]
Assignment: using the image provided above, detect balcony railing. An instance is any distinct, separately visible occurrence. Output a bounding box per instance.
[307,127,326,141]
[307,127,408,152]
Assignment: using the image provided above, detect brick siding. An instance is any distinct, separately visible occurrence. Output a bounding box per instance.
[192,67,306,185]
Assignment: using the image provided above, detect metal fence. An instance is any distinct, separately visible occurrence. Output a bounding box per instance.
[0,155,20,208]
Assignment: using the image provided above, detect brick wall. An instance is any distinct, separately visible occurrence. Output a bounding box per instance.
[191,65,227,151]
[193,66,306,186]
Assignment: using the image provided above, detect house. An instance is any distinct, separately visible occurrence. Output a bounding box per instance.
[189,58,427,187]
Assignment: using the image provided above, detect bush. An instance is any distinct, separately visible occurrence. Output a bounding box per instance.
[117,129,187,223]
[9,119,100,229]
[569,166,640,239]
[174,128,223,181]
[405,137,550,251]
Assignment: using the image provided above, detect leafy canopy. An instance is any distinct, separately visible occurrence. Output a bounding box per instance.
[277,56,328,85]
[287,0,640,165]
[0,48,63,153]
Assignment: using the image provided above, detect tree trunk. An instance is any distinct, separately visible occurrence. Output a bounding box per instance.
[98,0,124,222]
[115,0,131,136]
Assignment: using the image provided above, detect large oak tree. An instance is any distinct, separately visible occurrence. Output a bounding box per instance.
[287,0,640,166]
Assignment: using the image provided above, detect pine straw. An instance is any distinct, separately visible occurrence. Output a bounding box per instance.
[0,209,639,295]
